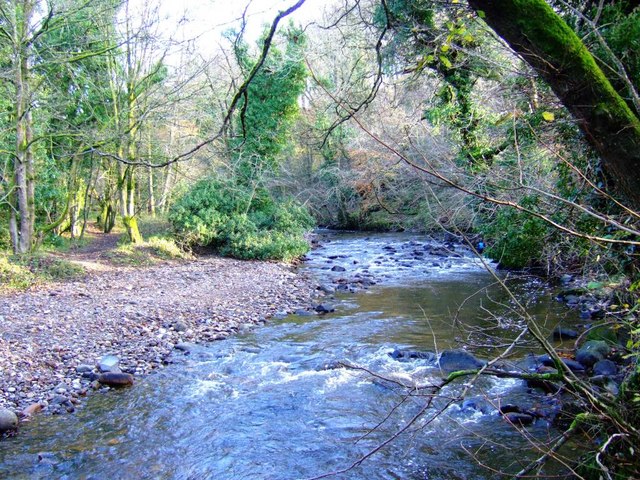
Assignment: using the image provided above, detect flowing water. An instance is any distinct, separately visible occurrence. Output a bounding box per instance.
[0,233,581,479]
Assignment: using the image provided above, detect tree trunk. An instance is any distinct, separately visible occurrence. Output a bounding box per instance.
[147,166,155,216]
[13,2,35,254]
[468,0,640,207]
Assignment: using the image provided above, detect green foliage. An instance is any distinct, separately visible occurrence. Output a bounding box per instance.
[588,3,640,114]
[233,25,308,182]
[480,201,550,268]
[169,178,314,261]
[0,253,85,291]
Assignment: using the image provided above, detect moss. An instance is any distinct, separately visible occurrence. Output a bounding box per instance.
[508,0,639,129]
[122,216,143,244]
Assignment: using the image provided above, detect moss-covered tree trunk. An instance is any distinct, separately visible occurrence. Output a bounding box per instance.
[9,1,37,254]
[468,0,640,207]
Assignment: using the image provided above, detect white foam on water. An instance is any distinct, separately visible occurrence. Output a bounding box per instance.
[487,377,522,395]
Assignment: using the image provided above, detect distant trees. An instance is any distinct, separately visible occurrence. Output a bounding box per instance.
[0,0,122,253]
[0,0,209,252]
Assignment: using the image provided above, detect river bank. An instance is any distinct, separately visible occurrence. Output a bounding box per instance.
[0,255,318,426]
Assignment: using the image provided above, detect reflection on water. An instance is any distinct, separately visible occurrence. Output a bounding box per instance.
[0,232,581,479]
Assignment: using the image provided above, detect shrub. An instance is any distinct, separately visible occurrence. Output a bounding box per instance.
[169,178,314,261]
[480,202,549,269]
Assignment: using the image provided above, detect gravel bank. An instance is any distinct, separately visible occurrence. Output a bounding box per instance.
[0,256,317,420]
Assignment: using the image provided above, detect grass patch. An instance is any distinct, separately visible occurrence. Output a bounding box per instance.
[41,233,92,253]
[107,235,192,267]
[0,253,86,292]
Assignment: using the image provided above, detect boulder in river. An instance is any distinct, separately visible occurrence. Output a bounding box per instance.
[389,349,436,362]
[503,412,535,426]
[98,372,134,388]
[331,266,346,272]
[0,407,18,433]
[537,354,585,373]
[438,349,485,372]
[576,340,611,368]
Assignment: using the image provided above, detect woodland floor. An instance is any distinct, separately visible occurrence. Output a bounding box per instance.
[0,226,317,418]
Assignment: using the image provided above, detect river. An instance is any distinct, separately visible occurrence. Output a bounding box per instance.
[0,232,581,479]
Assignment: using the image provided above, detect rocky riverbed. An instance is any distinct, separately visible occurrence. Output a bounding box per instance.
[0,256,317,428]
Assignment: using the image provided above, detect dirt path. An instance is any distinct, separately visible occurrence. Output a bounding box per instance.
[0,233,318,420]
[48,224,122,272]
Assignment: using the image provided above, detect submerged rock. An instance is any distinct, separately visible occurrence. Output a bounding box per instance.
[0,408,18,433]
[552,327,578,341]
[438,350,485,372]
[98,372,134,388]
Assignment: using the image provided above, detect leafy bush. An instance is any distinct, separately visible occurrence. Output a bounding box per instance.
[480,203,549,269]
[169,178,314,261]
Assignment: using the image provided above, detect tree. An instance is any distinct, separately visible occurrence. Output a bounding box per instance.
[0,1,51,253]
[231,24,308,184]
[467,0,640,207]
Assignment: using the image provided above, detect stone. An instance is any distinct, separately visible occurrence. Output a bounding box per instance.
[331,266,346,272]
[537,355,585,372]
[172,320,188,332]
[50,395,70,406]
[438,350,485,372]
[564,295,580,306]
[97,372,134,388]
[97,355,120,373]
[389,349,436,362]
[552,327,578,341]
[82,371,98,381]
[576,340,611,368]
[593,359,617,376]
[498,404,522,415]
[503,412,535,426]
[318,284,335,294]
[174,342,193,353]
[75,364,93,374]
[0,407,18,433]
[315,304,335,314]
[560,274,573,284]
